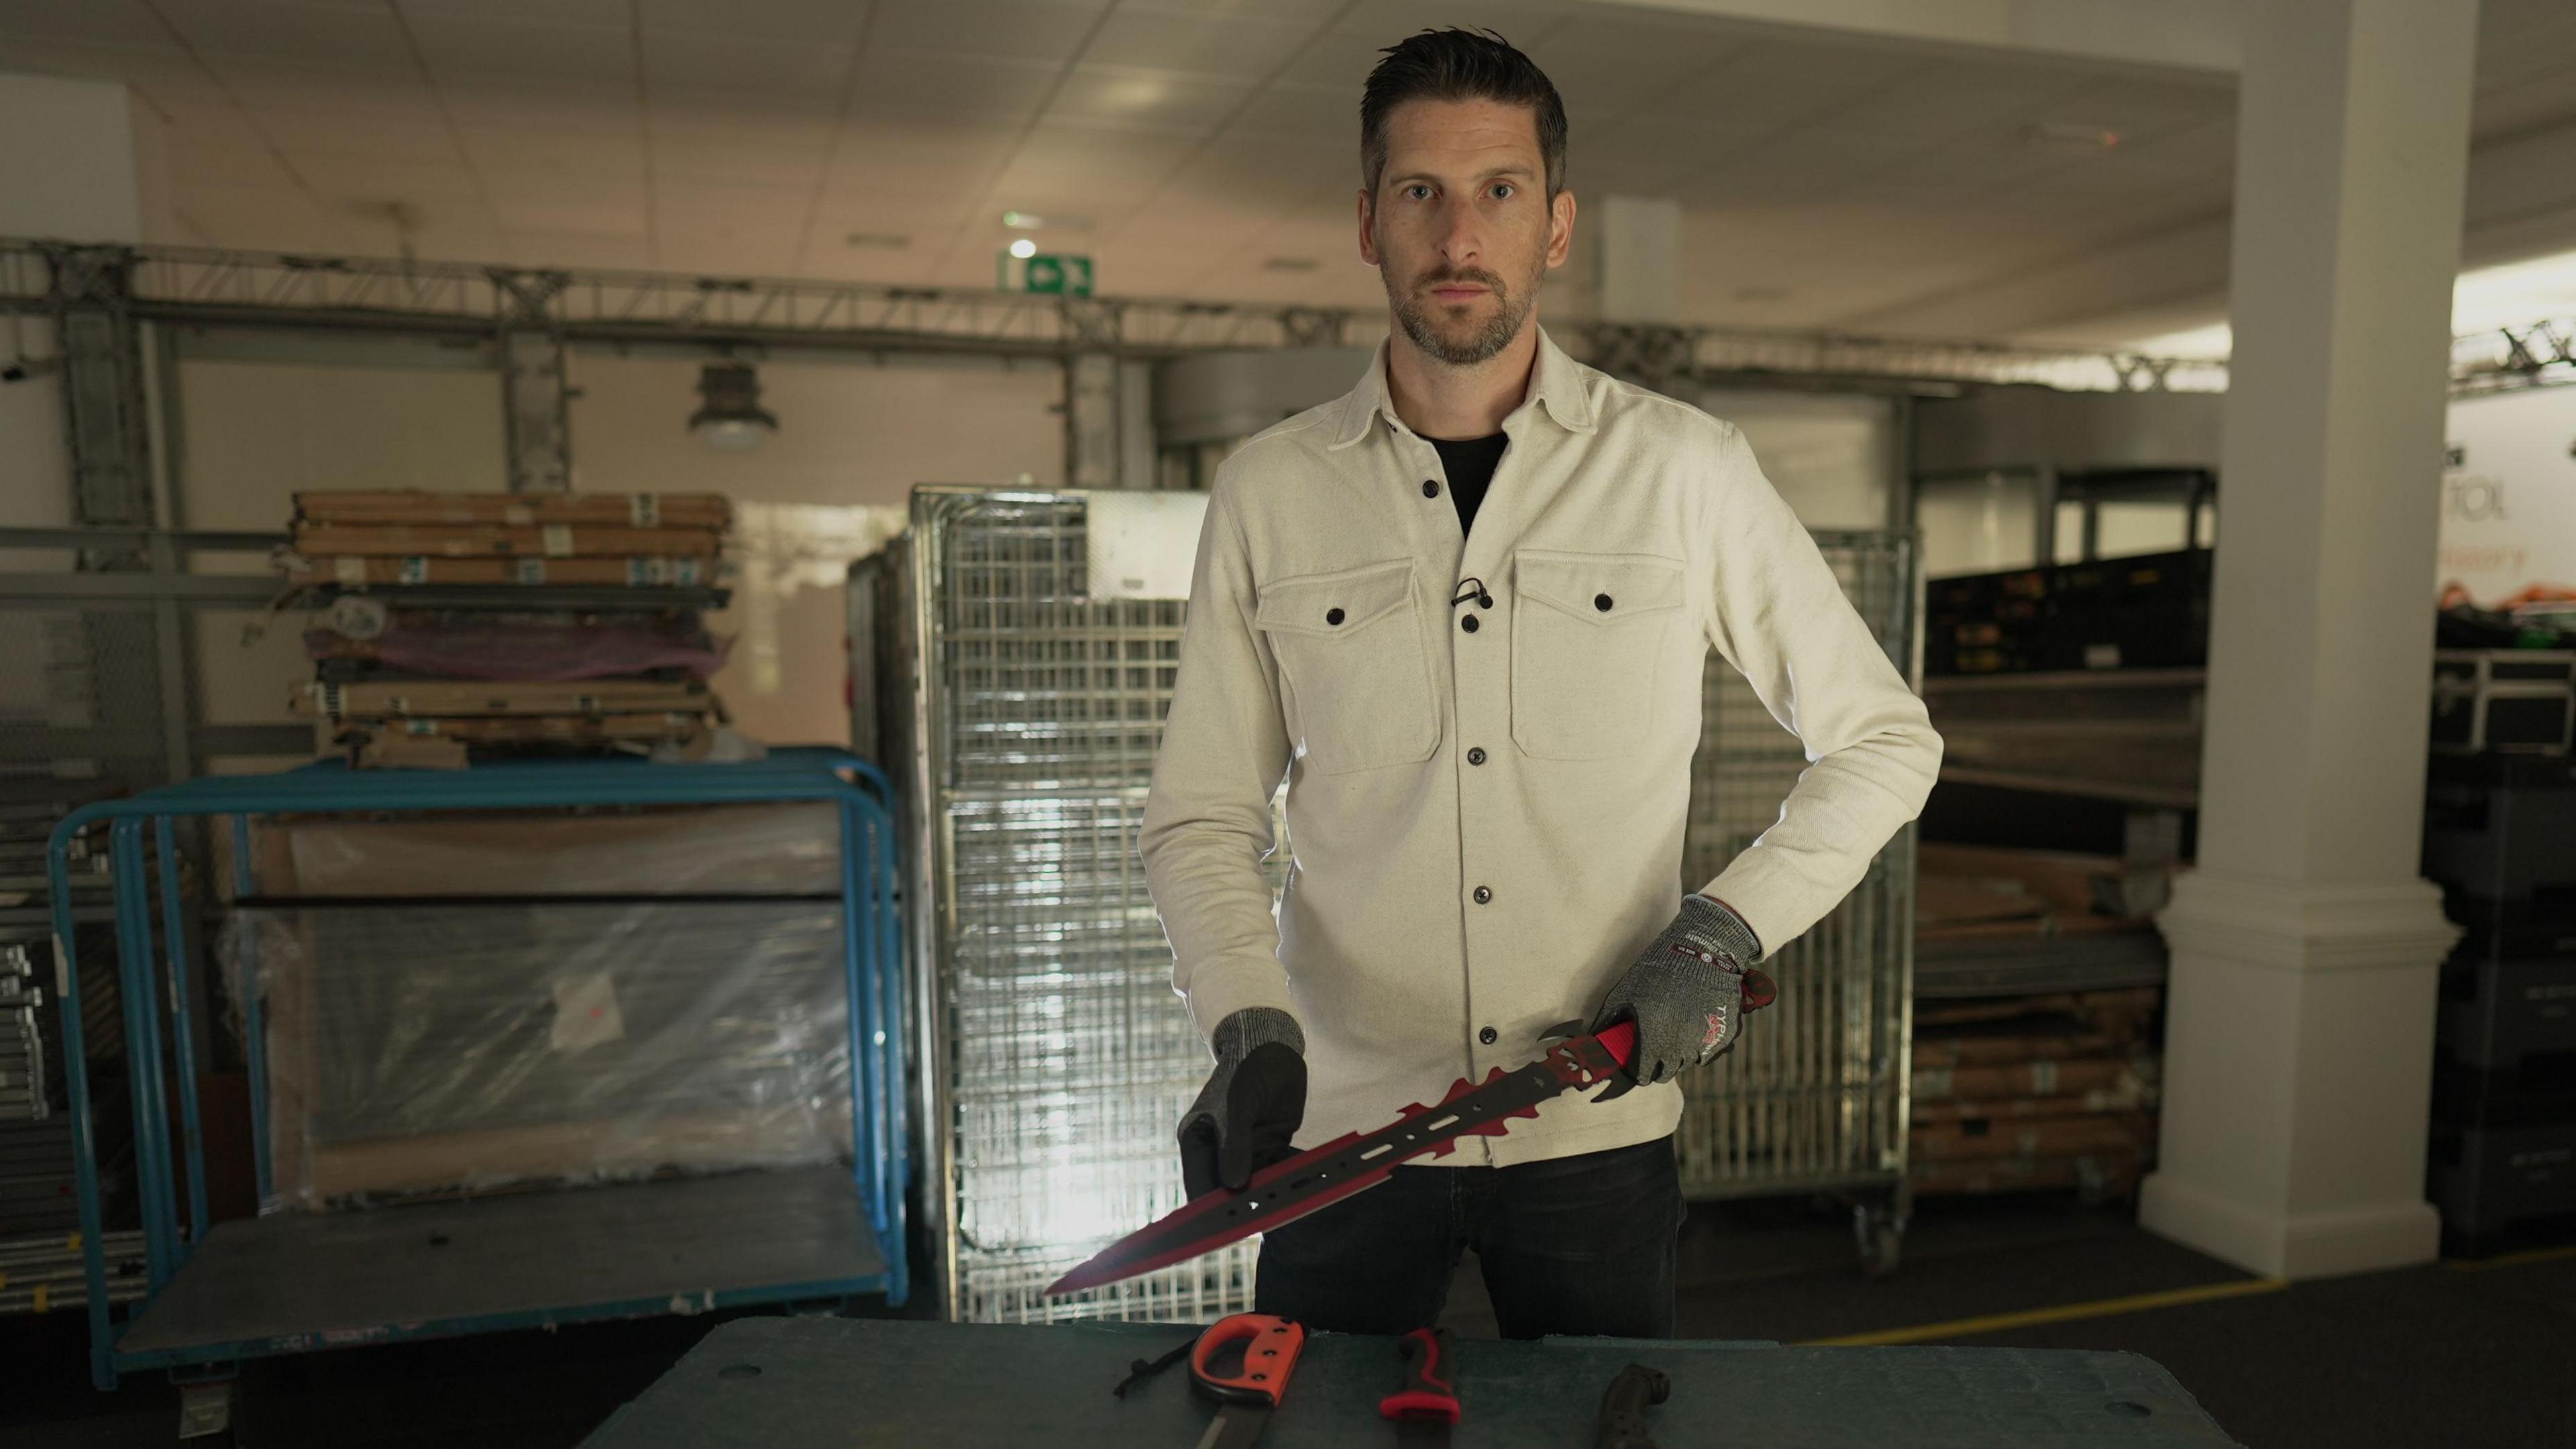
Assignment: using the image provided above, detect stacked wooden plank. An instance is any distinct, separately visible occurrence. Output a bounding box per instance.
[278,491,733,767]
[1909,987,2163,1203]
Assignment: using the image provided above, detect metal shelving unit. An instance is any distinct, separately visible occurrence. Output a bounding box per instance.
[43,749,907,1391]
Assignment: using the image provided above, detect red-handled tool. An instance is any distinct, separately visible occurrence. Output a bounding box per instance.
[1379,1327,1460,1443]
[1189,1313,1305,1448]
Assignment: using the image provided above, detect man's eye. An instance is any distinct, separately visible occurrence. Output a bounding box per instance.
[1490,183,1513,199]
[1405,184,1432,200]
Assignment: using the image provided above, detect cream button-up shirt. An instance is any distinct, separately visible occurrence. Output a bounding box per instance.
[1140,327,1943,1167]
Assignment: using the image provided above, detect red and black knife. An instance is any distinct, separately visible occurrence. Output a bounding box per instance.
[1050,1010,1668,1298]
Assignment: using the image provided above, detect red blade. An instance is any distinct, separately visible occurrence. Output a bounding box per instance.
[1044,1021,1635,1297]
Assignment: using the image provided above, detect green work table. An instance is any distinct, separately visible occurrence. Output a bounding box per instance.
[581,1316,2243,1447]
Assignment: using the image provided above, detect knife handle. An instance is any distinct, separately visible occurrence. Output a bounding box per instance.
[1595,1363,1671,1449]
[1379,1327,1462,1424]
[1190,1313,1305,1409]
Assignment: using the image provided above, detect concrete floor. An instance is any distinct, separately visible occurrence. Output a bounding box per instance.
[7,1194,2573,1447]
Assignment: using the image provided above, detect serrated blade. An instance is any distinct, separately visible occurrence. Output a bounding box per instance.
[1045,1021,1636,1297]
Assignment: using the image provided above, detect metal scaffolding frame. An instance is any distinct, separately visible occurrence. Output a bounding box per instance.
[4,239,2237,394]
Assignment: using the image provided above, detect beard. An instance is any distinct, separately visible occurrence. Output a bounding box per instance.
[1388,256,1542,367]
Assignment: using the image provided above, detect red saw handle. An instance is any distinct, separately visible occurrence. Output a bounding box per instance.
[1189,1313,1305,1409]
[1595,1018,1638,1069]
[1379,1327,1462,1424]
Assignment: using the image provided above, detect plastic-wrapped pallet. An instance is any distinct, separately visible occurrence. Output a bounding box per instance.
[233,900,851,1208]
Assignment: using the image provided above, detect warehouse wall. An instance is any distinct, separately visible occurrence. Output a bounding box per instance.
[172,352,1065,755]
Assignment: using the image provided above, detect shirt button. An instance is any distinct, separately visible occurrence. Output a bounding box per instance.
[1326,607,1344,626]
[1422,480,1440,498]
[1466,747,1486,766]
[1595,593,1614,612]
[1460,614,1479,633]
[1479,1026,1499,1046]
[1472,885,1492,904]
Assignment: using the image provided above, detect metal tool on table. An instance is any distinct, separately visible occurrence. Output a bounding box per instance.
[1048,971,1777,1298]
[1594,1363,1671,1449]
[1187,1313,1306,1449]
[1379,1327,1461,1443]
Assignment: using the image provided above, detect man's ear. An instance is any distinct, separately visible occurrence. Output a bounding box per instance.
[1545,188,1576,271]
[1356,185,1380,267]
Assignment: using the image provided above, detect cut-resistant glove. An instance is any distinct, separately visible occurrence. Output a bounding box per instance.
[1178,1006,1307,1199]
[1588,894,1769,1085]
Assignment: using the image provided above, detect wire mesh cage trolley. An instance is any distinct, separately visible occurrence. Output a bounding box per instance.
[859,487,1270,1326]
[1677,529,1922,1275]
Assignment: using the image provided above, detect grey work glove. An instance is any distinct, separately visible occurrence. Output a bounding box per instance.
[1588,894,1768,1085]
[1178,1006,1307,1199]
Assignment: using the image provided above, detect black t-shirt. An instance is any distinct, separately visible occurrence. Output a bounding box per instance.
[1429,433,1509,538]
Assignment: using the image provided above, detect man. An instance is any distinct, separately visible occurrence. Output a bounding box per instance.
[1138,29,1943,1339]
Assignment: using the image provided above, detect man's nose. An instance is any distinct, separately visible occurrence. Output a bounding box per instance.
[1436,198,1481,266]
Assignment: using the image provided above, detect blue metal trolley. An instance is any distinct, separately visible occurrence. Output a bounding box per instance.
[44,747,908,1391]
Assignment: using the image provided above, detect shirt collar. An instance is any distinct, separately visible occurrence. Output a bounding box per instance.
[1326,324,1599,451]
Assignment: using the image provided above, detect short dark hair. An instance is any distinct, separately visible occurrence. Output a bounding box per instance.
[1360,28,1567,199]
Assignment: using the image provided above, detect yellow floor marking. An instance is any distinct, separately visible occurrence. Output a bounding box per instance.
[1801,1276,2291,1346]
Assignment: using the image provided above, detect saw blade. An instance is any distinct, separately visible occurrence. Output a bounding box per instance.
[1045,1020,1635,1297]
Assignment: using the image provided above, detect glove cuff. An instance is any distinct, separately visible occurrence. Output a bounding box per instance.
[1679,893,1765,969]
[1210,1006,1305,1067]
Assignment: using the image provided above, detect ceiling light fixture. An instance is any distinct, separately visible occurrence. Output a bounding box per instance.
[1008,237,1038,260]
[688,362,778,452]
[1262,257,1319,272]
[2023,122,2123,155]
[1002,210,1095,232]
[845,231,911,249]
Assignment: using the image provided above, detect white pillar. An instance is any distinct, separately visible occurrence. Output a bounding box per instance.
[2141,0,2477,1279]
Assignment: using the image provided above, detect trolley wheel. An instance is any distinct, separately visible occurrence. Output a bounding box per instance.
[1854,1201,1906,1279]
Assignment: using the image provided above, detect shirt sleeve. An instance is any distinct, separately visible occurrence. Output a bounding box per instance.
[1695,421,1945,955]
[1138,479,1302,1044]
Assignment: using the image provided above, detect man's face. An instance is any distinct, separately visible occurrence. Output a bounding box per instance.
[1359,96,1575,367]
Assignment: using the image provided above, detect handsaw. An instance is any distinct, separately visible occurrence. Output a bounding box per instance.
[1050,1006,1692,1299]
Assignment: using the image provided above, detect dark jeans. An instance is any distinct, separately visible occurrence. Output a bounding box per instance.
[1252,1136,1684,1338]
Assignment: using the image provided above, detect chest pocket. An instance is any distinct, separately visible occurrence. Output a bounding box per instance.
[1256,559,1440,776]
[1511,550,1687,761]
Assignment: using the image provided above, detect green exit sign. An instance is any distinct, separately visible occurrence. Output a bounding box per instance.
[1000,251,1093,297]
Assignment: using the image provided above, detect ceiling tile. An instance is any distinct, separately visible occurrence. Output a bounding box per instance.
[1628,40,1923,138]
[166,142,297,189]
[0,1,172,48]
[1083,9,1324,81]
[256,109,463,165]
[826,121,1021,191]
[655,138,830,191]
[402,0,631,24]
[870,0,1110,64]
[640,0,871,44]
[1230,80,1352,141]
[158,1,415,68]
[991,122,1197,196]
[641,32,857,103]
[291,156,486,209]
[502,227,651,268]
[843,50,1059,125]
[1525,11,1753,127]
[0,36,232,107]
[457,128,646,180]
[1046,63,1243,134]
[215,59,443,120]
[169,179,354,250]
[442,89,638,136]
[406,14,635,90]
